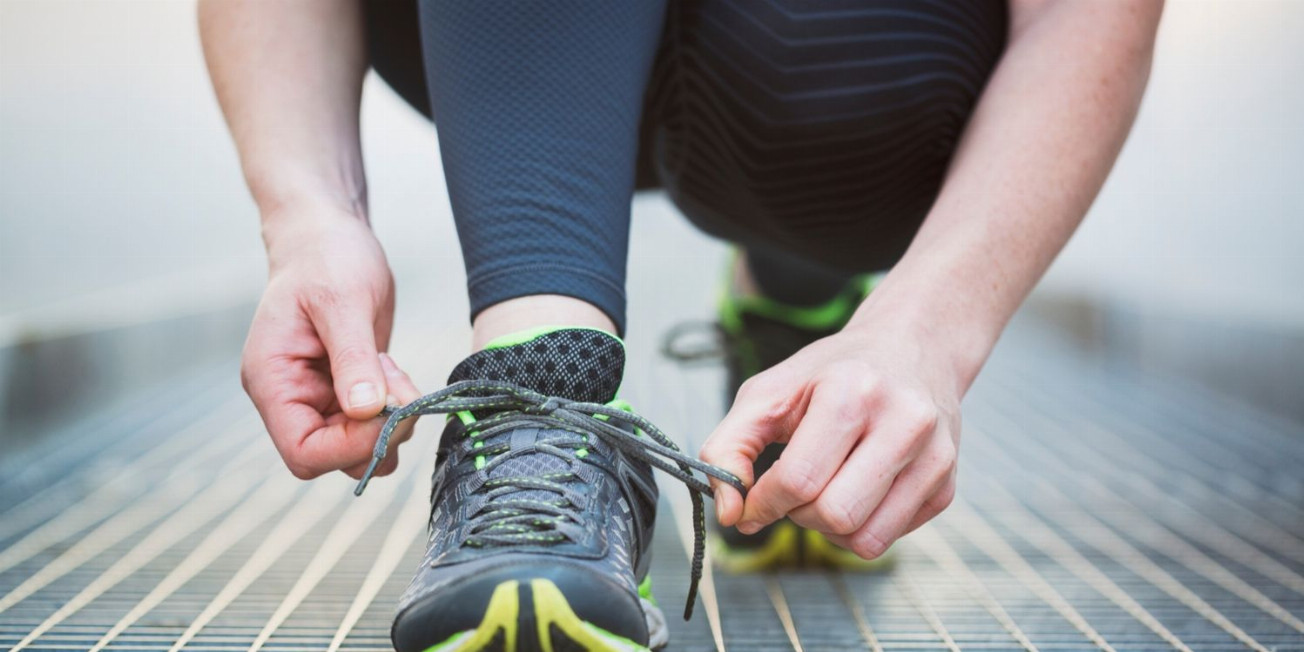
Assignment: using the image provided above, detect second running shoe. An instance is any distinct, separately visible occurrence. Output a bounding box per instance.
[663,267,895,573]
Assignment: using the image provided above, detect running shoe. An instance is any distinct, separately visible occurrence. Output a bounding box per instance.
[663,268,895,572]
[354,327,744,652]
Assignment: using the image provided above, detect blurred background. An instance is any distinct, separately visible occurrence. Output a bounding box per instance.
[2,2,1303,650]
[2,0,1300,447]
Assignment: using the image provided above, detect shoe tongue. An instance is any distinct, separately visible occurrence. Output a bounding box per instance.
[448,327,625,403]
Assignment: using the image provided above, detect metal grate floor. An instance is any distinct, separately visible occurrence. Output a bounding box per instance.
[2,315,1302,651]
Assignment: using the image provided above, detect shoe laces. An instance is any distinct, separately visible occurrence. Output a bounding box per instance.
[353,378,747,620]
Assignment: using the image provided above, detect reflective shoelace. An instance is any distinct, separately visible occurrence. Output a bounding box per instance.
[353,378,747,620]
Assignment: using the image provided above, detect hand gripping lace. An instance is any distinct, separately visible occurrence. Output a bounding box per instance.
[352,379,747,620]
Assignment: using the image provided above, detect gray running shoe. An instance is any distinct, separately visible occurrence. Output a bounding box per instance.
[354,327,743,652]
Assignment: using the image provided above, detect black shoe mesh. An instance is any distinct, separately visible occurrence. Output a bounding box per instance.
[449,328,625,403]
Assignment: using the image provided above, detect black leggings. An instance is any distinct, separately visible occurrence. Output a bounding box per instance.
[367,0,1007,332]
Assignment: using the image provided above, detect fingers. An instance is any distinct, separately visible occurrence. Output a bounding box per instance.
[786,402,936,535]
[699,374,802,527]
[335,352,423,480]
[826,438,957,560]
[374,352,422,472]
[282,353,423,481]
[244,320,419,480]
[738,383,866,534]
[310,295,388,420]
[295,413,389,480]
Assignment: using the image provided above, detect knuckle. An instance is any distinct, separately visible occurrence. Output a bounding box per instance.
[736,374,779,404]
[900,398,940,435]
[853,529,892,560]
[774,460,823,504]
[930,439,959,475]
[735,374,768,399]
[737,379,792,426]
[814,498,861,536]
[851,368,884,398]
[330,343,374,369]
[928,481,957,514]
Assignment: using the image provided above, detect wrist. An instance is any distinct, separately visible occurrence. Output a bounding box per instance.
[245,158,368,221]
[846,273,1002,394]
[259,199,377,273]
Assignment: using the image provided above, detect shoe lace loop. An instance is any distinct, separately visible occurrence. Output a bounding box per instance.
[353,378,747,620]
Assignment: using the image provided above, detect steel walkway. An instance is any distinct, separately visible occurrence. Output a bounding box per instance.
[1,315,1302,651]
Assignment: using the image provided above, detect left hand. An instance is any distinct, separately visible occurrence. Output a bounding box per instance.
[699,319,962,560]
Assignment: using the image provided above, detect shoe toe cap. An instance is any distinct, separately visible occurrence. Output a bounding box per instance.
[391,561,648,652]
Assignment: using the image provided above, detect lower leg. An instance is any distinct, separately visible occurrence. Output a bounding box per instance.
[418,0,667,340]
[734,245,865,308]
[472,295,615,351]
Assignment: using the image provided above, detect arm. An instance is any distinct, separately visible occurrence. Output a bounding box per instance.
[200,0,419,480]
[201,0,368,218]
[861,0,1163,389]
[702,0,1163,556]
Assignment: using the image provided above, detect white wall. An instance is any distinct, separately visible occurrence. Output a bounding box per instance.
[1039,0,1304,329]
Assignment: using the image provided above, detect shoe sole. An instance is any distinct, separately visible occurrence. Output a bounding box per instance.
[711,522,897,573]
[422,579,658,652]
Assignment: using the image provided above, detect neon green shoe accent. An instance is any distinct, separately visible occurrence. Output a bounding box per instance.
[802,528,896,571]
[717,248,881,335]
[710,521,802,573]
[718,275,878,334]
[712,521,896,573]
[421,579,651,652]
[482,325,621,350]
[422,580,519,651]
[454,411,489,470]
[531,579,651,652]
[637,575,657,606]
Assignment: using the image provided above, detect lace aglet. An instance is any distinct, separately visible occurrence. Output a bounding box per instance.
[353,455,384,496]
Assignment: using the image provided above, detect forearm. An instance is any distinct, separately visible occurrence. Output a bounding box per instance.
[198,0,368,223]
[851,0,1162,390]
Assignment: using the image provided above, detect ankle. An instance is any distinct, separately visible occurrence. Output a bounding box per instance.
[472,295,618,351]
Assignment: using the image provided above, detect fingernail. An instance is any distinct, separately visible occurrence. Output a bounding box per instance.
[378,353,398,376]
[386,394,400,408]
[349,382,379,408]
[738,521,759,534]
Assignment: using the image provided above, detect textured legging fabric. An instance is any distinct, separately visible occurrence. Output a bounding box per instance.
[367,0,1008,331]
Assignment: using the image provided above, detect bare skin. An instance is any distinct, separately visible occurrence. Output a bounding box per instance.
[701,0,1164,559]
[201,0,1162,558]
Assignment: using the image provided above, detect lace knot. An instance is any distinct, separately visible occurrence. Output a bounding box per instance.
[524,396,568,415]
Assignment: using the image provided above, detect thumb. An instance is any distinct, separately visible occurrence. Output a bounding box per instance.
[313,302,387,420]
[699,399,787,527]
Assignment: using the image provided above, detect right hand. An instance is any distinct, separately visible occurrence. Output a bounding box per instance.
[241,204,421,480]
